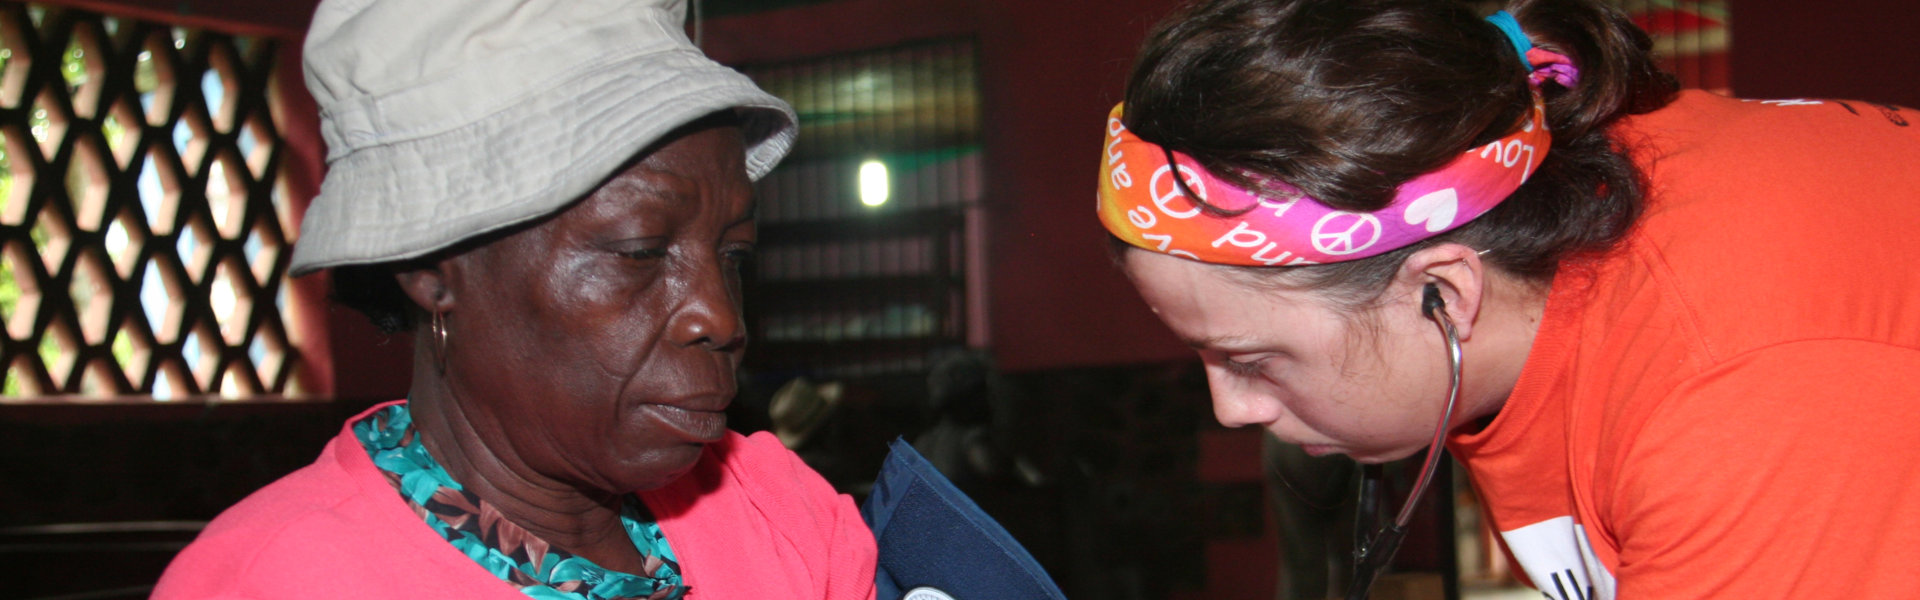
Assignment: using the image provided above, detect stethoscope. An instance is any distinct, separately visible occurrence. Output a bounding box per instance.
[1344,283,1463,600]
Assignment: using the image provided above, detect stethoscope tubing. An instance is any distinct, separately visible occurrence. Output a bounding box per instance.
[1346,295,1463,600]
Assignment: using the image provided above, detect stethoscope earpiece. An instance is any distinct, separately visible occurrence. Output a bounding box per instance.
[1421,283,1445,319]
[1349,280,1464,600]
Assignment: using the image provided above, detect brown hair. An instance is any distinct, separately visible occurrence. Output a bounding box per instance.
[1120,0,1677,307]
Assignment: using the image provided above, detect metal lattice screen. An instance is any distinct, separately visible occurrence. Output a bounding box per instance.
[0,3,302,400]
[738,39,981,378]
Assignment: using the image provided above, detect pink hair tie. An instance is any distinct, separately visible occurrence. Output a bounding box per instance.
[1488,11,1580,89]
[1526,47,1580,88]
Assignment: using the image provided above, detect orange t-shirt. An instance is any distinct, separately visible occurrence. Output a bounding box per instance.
[1449,90,1920,599]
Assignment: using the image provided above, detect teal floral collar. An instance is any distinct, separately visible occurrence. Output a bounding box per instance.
[354,403,687,600]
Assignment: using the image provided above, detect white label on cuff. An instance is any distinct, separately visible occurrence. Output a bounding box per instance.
[904,587,957,600]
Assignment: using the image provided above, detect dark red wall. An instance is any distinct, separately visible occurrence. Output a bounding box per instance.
[1730,0,1920,107]
[964,0,1197,371]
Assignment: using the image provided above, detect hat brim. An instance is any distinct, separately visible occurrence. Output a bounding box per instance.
[288,51,796,275]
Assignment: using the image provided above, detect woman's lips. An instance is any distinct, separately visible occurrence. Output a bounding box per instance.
[645,403,729,443]
[1299,444,1340,457]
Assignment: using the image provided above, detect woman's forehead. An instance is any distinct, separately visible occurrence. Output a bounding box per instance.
[1128,251,1286,303]
[1128,252,1262,320]
[567,130,755,222]
[1127,251,1338,337]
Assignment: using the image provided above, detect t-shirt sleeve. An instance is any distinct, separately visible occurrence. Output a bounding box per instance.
[1607,340,1920,599]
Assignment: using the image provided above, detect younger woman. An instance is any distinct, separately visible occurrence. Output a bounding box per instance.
[1098,0,1920,597]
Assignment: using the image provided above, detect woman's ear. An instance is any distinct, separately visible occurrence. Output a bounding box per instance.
[1395,243,1486,340]
[393,261,456,315]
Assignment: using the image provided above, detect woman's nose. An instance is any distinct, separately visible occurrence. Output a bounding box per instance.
[1206,366,1281,428]
[669,261,746,352]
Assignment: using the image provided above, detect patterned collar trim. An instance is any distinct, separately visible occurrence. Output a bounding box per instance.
[354,403,687,600]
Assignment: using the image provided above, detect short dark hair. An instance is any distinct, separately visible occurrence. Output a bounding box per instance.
[1120,0,1677,307]
[329,263,415,334]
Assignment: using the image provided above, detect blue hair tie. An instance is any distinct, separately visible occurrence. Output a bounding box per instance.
[1485,11,1532,63]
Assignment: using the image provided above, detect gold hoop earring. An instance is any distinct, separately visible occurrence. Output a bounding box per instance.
[431,310,449,374]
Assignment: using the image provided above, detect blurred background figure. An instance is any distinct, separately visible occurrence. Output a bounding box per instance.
[914,351,1007,488]
[1263,435,1357,600]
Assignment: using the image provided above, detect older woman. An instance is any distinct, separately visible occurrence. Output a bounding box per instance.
[154,0,875,598]
[1100,0,1920,598]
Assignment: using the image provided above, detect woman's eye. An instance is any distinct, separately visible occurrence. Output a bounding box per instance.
[608,237,671,261]
[618,247,669,260]
[722,246,757,267]
[1223,357,1256,375]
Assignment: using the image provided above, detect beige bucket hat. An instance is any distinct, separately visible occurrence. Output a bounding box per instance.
[289,0,796,275]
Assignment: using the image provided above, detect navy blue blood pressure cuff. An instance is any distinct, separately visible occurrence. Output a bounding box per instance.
[861,438,1068,600]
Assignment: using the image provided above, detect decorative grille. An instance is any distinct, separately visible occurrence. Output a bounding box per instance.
[738,39,981,378]
[0,3,301,400]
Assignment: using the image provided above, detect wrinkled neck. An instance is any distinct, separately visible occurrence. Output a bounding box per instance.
[404,335,649,573]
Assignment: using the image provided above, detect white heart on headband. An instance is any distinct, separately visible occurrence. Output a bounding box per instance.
[1405,188,1461,233]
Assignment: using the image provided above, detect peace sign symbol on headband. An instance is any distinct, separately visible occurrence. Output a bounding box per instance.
[1311,212,1384,256]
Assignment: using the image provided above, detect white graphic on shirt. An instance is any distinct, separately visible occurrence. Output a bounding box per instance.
[1741,98,1824,107]
[1501,517,1618,600]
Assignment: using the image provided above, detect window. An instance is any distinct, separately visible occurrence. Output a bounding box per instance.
[0,3,305,400]
[738,39,983,378]
[1619,0,1729,92]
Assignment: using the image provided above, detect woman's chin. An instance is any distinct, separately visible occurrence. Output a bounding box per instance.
[607,443,710,493]
[1347,445,1425,464]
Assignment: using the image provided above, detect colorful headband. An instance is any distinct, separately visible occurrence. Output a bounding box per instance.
[1097,14,1564,266]
[1098,96,1548,265]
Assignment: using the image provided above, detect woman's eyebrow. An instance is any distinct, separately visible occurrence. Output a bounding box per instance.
[1185,333,1260,351]
[729,197,759,228]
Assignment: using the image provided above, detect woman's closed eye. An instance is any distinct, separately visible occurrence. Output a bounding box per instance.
[1222,354,1269,377]
[721,244,757,269]
[608,237,670,261]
